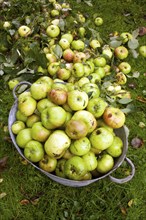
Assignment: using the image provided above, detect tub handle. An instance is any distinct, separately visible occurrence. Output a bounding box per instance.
[12,81,32,100]
[109,157,135,184]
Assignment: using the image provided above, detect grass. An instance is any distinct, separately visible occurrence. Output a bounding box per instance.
[0,0,146,219]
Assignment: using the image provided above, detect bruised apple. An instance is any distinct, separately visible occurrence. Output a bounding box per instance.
[69,137,91,156]
[49,88,68,105]
[39,154,57,172]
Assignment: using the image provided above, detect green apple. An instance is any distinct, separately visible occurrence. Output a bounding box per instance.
[120,32,132,43]
[50,9,60,17]
[8,79,19,90]
[96,153,114,174]
[16,110,27,122]
[41,106,67,129]
[81,172,92,180]
[87,73,101,84]
[94,17,103,26]
[139,45,146,58]
[73,52,86,63]
[89,127,114,150]
[61,33,73,44]
[39,154,57,172]
[72,110,97,134]
[95,67,106,79]
[96,119,114,134]
[64,156,87,180]
[67,90,88,111]
[47,62,60,76]
[103,106,125,129]
[24,140,44,163]
[114,46,129,60]
[36,76,53,90]
[18,96,37,117]
[44,130,71,159]
[65,119,88,140]
[37,98,56,113]
[81,83,100,99]
[31,122,51,142]
[69,137,91,156]
[62,149,74,160]
[11,121,25,135]
[89,39,101,49]
[26,114,40,128]
[94,56,106,67]
[46,53,57,63]
[18,91,31,101]
[18,25,31,37]
[71,40,85,51]
[118,62,131,74]
[55,158,67,178]
[87,97,108,118]
[46,24,60,38]
[102,45,113,59]
[78,27,86,38]
[16,128,32,148]
[83,62,93,77]
[106,136,123,157]
[77,77,90,88]
[72,63,85,78]
[59,38,70,50]
[49,88,68,105]
[116,72,127,85]
[82,151,98,171]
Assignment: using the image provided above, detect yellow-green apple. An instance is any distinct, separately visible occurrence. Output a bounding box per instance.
[24,140,44,163]
[89,127,114,150]
[72,63,85,78]
[61,33,73,43]
[50,9,60,17]
[95,67,106,79]
[16,110,27,122]
[69,137,91,156]
[89,39,101,49]
[73,52,86,63]
[47,62,60,76]
[82,151,98,171]
[46,53,57,63]
[78,27,86,38]
[30,81,49,100]
[64,156,87,180]
[16,128,32,148]
[71,39,85,51]
[46,24,60,38]
[103,106,125,128]
[18,25,31,37]
[87,97,108,118]
[36,76,53,90]
[139,45,146,57]
[94,17,103,26]
[106,136,123,157]
[120,32,132,43]
[62,149,74,160]
[39,154,57,172]
[96,119,114,134]
[67,90,88,111]
[49,88,68,105]
[55,158,67,178]
[81,172,92,180]
[114,46,128,60]
[116,72,127,85]
[96,153,114,173]
[26,114,40,127]
[8,79,19,90]
[102,45,113,59]
[37,98,56,113]
[87,73,101,84]
[18,96,37,117]
[94,56,106,67]
[59,38,70,50]
[44,130,71,159]
[31,122,51,142]
[83,62,93,76]
[81,83,100,99]
[77,77,90,88]
[57,68,71,80]
[118,62,131,74]
[11,121,25,135]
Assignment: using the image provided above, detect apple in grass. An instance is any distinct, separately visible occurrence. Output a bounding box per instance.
[31,122,51,142]
[118,62,131,74]
[94,56,106,67]
[63,48,74,62]
[24,140,44,163]
[120,32,132,44]
[82,151,98,171]
[59,38,70,50]
[39,154,57,172]
[115,72,127,85]
[26,114,40,128]
[78,27,86,38]
[46,24,60,38]
[102,45,113,59]
[8,79,19,90]
[96,153,114,174]
[69,137,91,156]
[37,98,56,113]
[67,90,88,111]
[89,39,101,50]
[81,83,100,99]
[48,88,68,105]
[106,136,123,157]
[71,39,85,51]
[47,62,60,76]
[65,119,88,140]
[44,130,71,159]
[16,128,32,148]
[114,46,129,60]
[18,96,37,117]
[64,156,87,180]
[61,33,73,44]
[41,106,67,130]
[72,63,85,78]
[103,106,125,129]
[94,17,103,26]
[11,121,25,135]
[89,127,114,151]
[18,25,31,37]
[72,110,97,134]
[87,97,108,118]
[139,45,146,58]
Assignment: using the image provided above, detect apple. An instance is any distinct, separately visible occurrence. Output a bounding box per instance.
[8,79,19,90]
[118,62,131,74]
[67,90,88,111]
[96,119,114,134]
[50,9,60,17]
[55,158,67,178]
[95,67,106,78]
[61,111,72,128]
[103,64,111,75]
[46,24,60,38]
[78,27,86,38]
[114,46,129,60]
[49,88,67,105]
[26,114,40,128]
[86,60,95,73]
[87,73,101,84]
[47,62,60,76]
[30,81,49,100]
[46,53,57,63]
[62,149,74,160]
[16,128,32,148]
[18,25,31,37]
[82,151,98,171]
[69,137,91,156]
[18,96,37,117]
[11,121,25,135]
[37,98,56,113]
[94,56,106,67]
[51,80,68,91]
[3,21,11,29]
[77,77,90,88]
[89,127,114,150]
[18,91,31,101]
[102,45,113,59]
[72,63,85,78]
[96,153,114,174]
[64,156,87,180]
[41,106,67,129]
[120,32,132,43]
[61,33,73,44]
[16,110,27,122]
[81,83,100,99]
[83,63,93,77]
[106,136,123,157]
[103,106,125,128]
[63,48,74,62]
[24,140,44,163]
[72,110,97,133]
[59,38,70,50]
[94,17,103,26]
[65,119,88,139]
[81,172,92,180]
[139,45,146,58]
[71,40,85,51]
[44,130,71,159]
[116,72,127,85]
[39,154,57,172]
[89,39,101,49]
[73,52,86,63]
[31,122,51,142]
[87,97,108,118]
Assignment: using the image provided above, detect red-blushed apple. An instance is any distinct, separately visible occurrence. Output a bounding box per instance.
[63,48,74,62]
[24,140,44,163]
[16,128,32,148]
[44,130,71,159]
[116,72,127,85]
[114,46,129,60]
[18,96,37,117]
[65,119,88,140]
[31,122,51,142]
[89,127,114,150]
[87,97,108,118]
[57,68,71,80]
[103,106,125,128]
[82,151,98,171]
[39,154,57,172]
[106,136,123,157]
[48,88,68,105]
[73,52,86,63]
[96,153,114,174]
[64,156,87,180]
[69,137,91,156]
[67,90,88,111]
[46,24,60,38]
[26,114,40,128]
[71,110,97,134]
[11,121,25,135]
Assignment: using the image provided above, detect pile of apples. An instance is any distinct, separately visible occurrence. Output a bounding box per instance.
[10,0,139,181]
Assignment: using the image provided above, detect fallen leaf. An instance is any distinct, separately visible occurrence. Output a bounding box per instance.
[136,96,146,103]
[120,207,127,215]
[0,192,7,199]
[128,199,134,207]
[20,199,30,205]
[0,156,8,172]
[0,178,3,183]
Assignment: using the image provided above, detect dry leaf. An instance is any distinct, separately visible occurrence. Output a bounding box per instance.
[0,178,3,183]
[128,199,134,207]
[20,199,30,205]
[0,192,7,199]
[120,207,127,215]
[0,156,8,172]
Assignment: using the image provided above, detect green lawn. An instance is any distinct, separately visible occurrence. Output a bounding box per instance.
[0,0,146,219]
